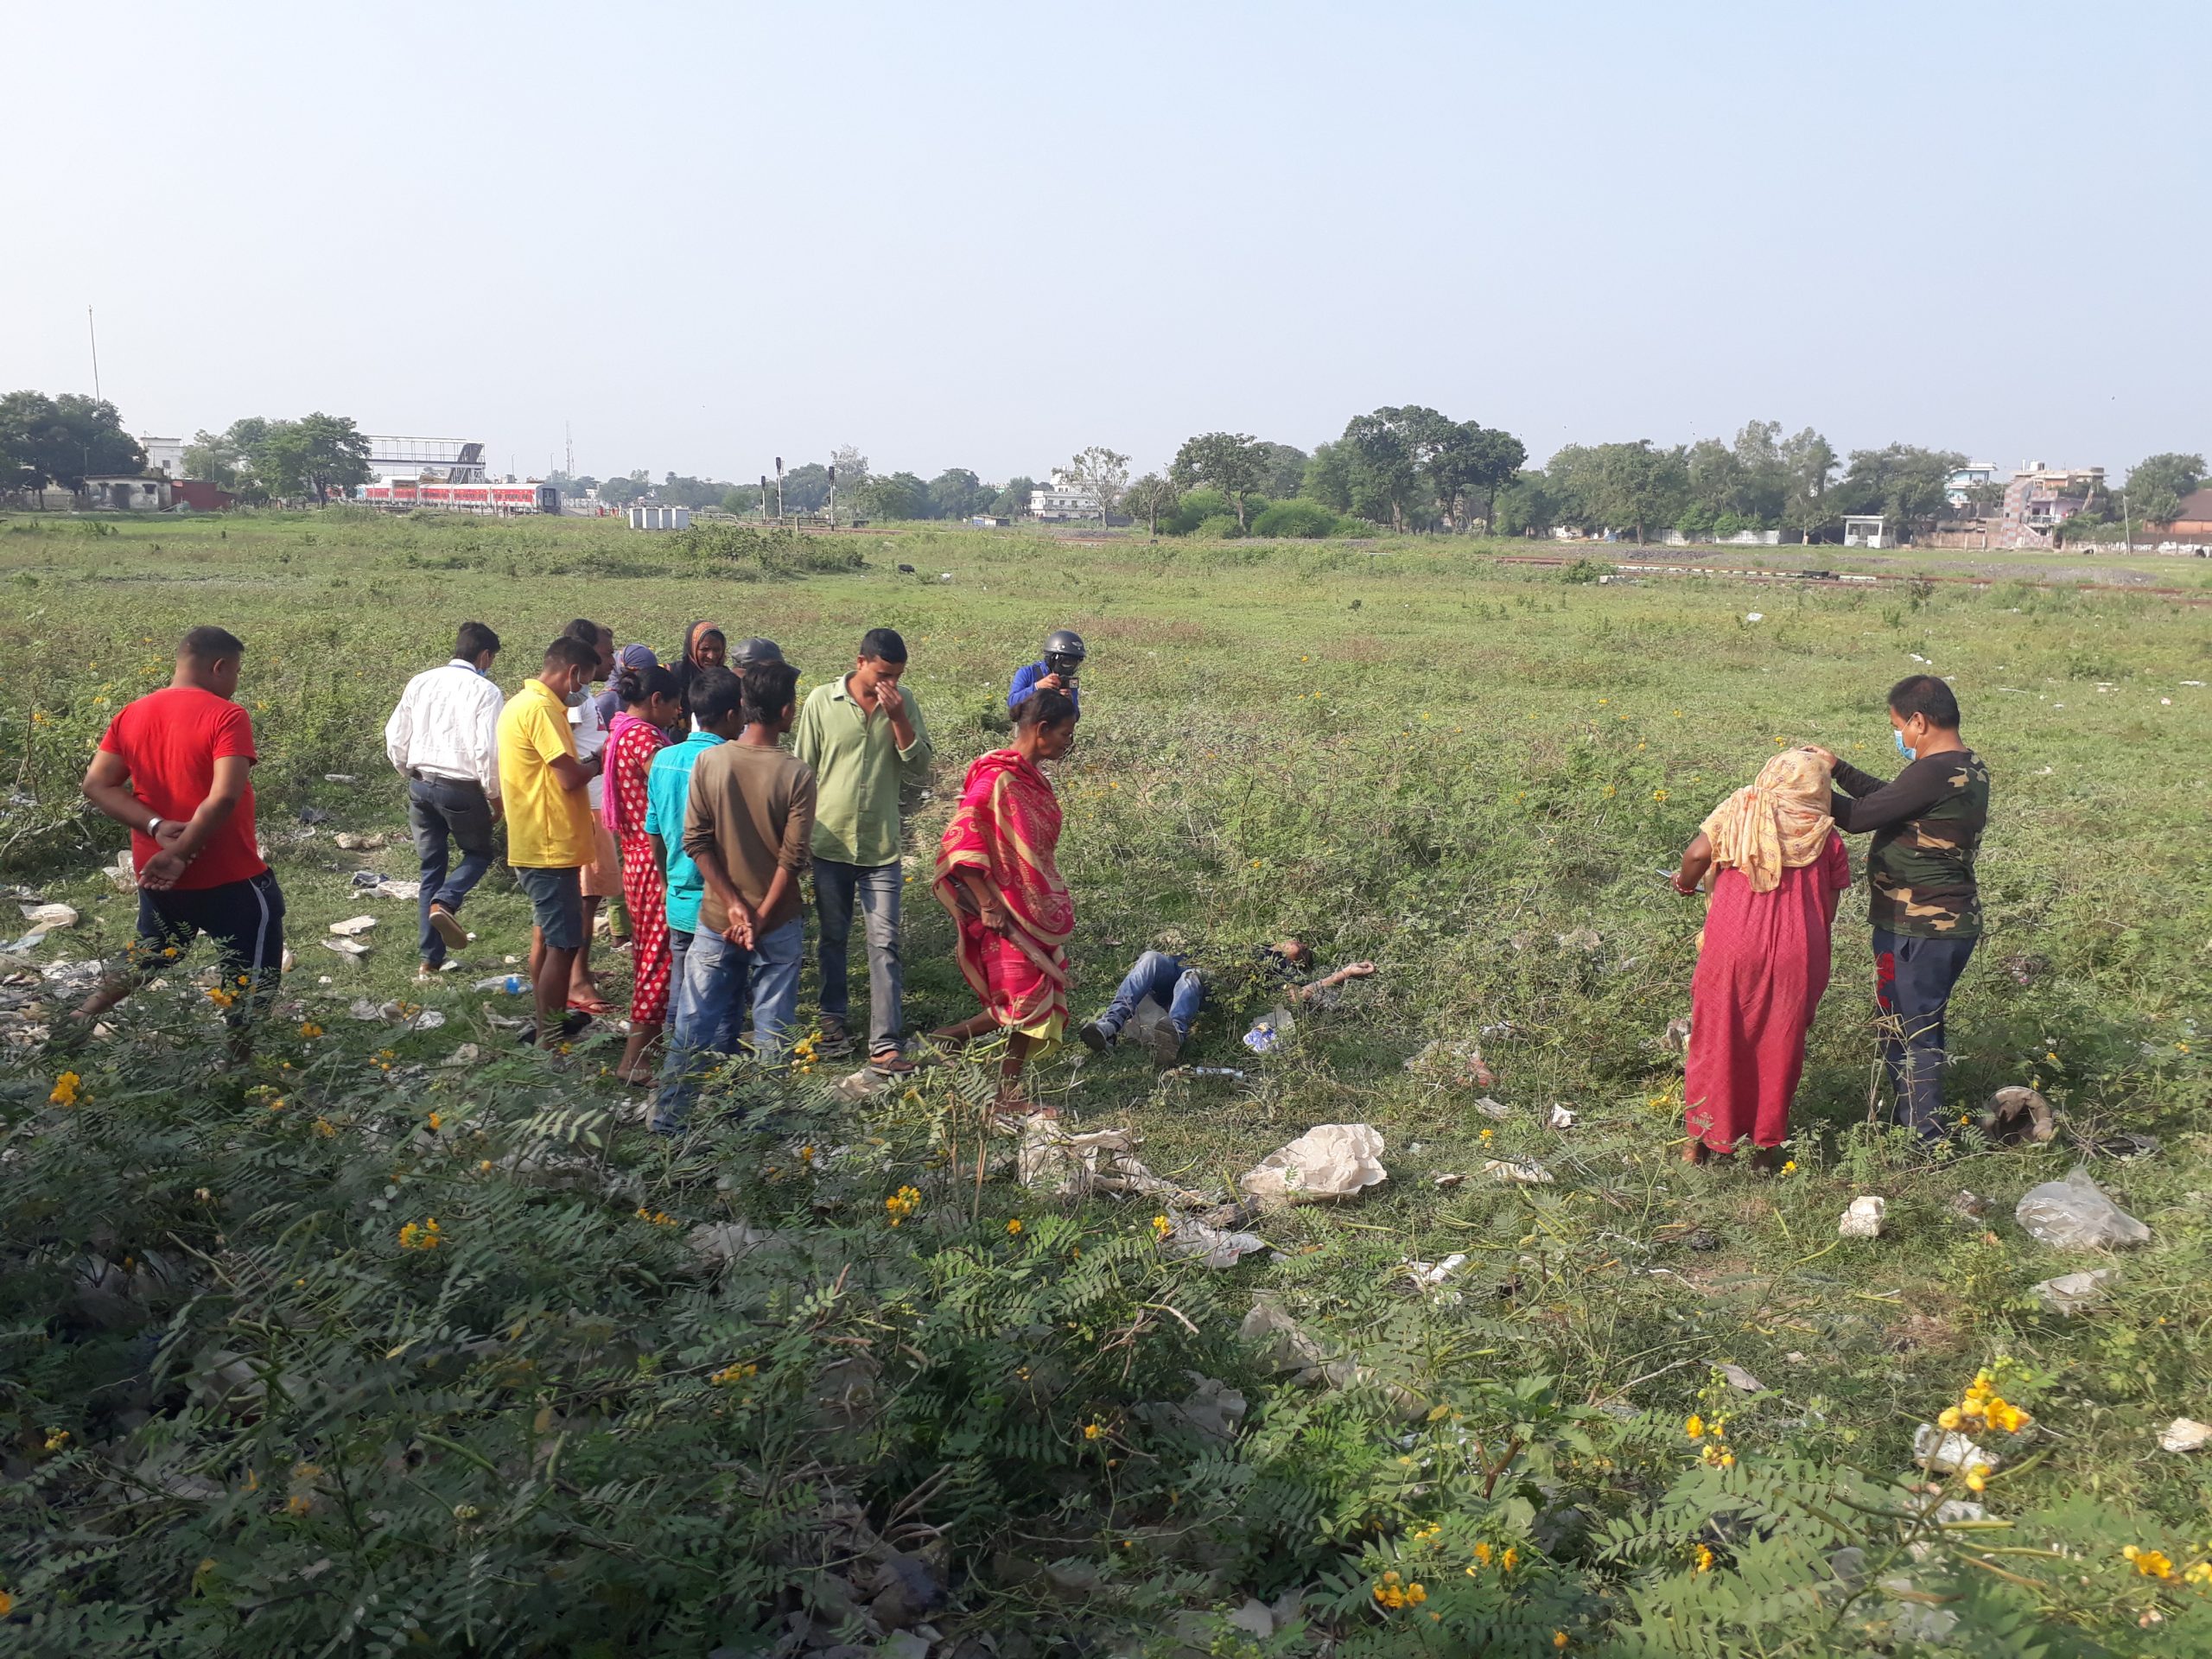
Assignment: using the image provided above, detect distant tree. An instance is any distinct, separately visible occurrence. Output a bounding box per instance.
[2126,452,2204,524]
[1490,469,1558,536]
[720,486,762,515]
[1833,443,1965,538]
[992,475,1035,518]
[1169,431,1265,528]
[1425,420,1525,529]
[598,470,652,507]
[546,469,599,499]
[830,444,870,493]
[1779,429,1839,543]
[252,413,371,505]
[0,391,144,493]
[858,471,928,521]
[1333,414,1422,530]
[1124,472,1178,536]
[1577,440,1688,544]
[780,462,832,514]
[1065,446,1130,524]
[927,467,989,520]
[1253,441,1309,500]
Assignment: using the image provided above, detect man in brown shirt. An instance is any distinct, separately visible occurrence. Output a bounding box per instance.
[650,658,816,1133]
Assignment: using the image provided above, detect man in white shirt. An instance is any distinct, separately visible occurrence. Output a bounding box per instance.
[384,622,504,978]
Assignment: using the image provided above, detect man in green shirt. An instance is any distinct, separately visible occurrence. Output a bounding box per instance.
[791,626,934,1070]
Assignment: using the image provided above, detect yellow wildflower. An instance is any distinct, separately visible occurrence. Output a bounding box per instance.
[1502,1547,1518,1572]
[1554,1634,1571,1651]
[1685,1414,1705,1440]
[1082,1421,1103,1441]
[42,1428,70,1452]
[48,1071,81,1107]
[1149,1214,1173,1240]
[427,1112,442,1131]
[299,1021,323,1039]
[1964,1464,1989,1493]
[397,1217,443,1250]
[1694,1544,1713,1572]
[709,1362,759,1386]
[2125,1546,2175,1580]
[1006,1218,1024,1236]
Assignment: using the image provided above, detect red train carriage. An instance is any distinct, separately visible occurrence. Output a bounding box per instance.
[359,480,561,514]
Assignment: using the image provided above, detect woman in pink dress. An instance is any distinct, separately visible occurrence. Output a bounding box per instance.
[1669,748,1851,1170]
[605,661,683,1084]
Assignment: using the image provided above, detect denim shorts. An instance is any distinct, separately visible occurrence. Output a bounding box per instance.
[513,864,584,950]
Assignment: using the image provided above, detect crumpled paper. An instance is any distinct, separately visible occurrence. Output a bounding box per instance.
[1158,1216,1266,1268]
[1238,1122,1387,1206]
[1019,1122,1204,1203]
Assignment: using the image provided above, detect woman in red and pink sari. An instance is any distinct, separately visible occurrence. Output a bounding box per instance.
[931,689,1079,1110]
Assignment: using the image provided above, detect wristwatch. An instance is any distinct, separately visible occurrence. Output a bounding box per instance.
[146,815,164,836]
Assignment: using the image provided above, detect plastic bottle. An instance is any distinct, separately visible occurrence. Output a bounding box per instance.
[473,975,528,994]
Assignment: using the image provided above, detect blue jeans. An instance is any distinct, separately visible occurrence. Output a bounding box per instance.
[1097,950,1206,1040]
[814,858,905,1055]
[407,776,496,966]
[650,916,804,1134]
[1873,929,1977,1139]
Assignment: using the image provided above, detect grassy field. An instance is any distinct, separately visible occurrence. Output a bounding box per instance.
[3,508,2209,1655]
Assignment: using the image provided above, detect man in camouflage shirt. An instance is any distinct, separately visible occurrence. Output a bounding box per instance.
[1809,674,1989,1141]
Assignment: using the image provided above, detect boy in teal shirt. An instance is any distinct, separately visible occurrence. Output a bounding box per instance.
[646,667,741,1052]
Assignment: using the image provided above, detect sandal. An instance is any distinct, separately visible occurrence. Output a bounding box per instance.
[568,995,615,1016]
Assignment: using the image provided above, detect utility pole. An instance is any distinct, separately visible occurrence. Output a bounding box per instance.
[827,463,836,530]
[86,306,102,401]
[775,456,784,524]
[760,474,769,521]
[564,420,575,480]
[2122,489,2133,555]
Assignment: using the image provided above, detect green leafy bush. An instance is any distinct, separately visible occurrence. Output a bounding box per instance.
[1249,500,1344,540]
[1193,514,1244,541]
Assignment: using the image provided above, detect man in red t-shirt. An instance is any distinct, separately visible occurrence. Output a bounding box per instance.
[73,626,287,1037]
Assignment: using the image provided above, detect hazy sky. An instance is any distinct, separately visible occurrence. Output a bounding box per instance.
[7,1,2204,484]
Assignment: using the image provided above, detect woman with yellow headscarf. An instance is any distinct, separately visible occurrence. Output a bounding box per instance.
[1669,748,1851,1169]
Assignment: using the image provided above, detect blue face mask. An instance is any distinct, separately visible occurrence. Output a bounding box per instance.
[1894,728,1916,762]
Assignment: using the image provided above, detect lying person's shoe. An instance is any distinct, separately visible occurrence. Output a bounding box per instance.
[516,1010,594,1047]
[1077,1020,1113,1054]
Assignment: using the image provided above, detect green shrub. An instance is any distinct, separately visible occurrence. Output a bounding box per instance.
[1193,513,1243,541]
[1559,556,1610,583]
[1249,499,1343,539]
[1162,489,1232,536]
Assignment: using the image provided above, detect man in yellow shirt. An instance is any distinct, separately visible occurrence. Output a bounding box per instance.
[497,635,602,1049]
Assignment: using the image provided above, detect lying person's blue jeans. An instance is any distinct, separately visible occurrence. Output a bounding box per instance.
[1096,950,1206,1041]
[650,916,803,1134]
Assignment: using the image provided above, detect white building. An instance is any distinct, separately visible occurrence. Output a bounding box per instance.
[140,435,187,476]
[1842,514,1887,549]
[627,504,690,531]
[1030,469,1102,522]
[1945,461,1998,510]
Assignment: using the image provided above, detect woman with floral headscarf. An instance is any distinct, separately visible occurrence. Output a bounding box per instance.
[673,621,727,732]
[1669,747,1851,1168]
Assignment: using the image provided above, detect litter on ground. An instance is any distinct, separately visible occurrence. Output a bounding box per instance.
[1239,1123,1388,1205]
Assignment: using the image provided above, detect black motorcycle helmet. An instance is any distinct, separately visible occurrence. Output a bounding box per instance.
[731,637,784,667]
[1043,628,1086,678]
